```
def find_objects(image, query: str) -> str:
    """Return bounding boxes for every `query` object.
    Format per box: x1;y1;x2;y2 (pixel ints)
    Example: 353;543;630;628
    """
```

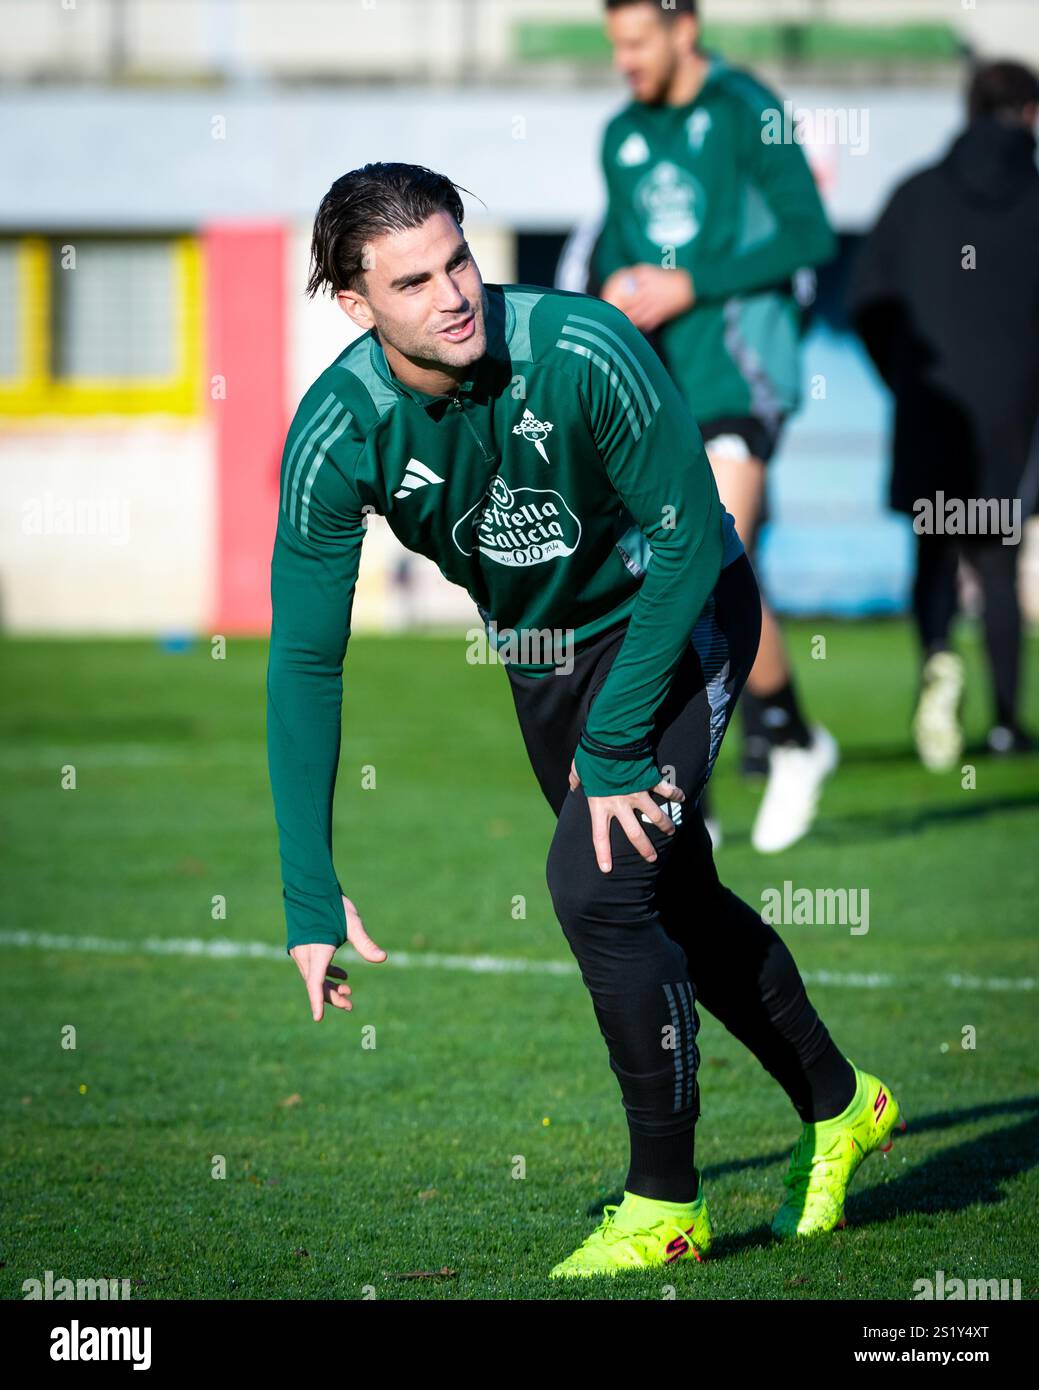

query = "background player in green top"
593;0;839;854
267;162;903;1278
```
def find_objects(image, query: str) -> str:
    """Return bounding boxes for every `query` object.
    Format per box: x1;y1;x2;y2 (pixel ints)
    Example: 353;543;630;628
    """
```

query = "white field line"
0;931;1033;992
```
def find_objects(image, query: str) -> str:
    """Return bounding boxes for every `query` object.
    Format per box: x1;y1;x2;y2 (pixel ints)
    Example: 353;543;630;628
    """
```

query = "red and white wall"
0;221;515;636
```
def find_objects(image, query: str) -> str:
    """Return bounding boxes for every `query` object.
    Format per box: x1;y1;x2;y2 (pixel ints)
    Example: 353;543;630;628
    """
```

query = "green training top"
593;54;837;422
267;283;744;952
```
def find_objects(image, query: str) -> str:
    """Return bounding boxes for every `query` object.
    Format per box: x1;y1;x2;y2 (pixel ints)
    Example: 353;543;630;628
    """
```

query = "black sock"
800;1046;856;1123
741;688;766;737
625;1126;698;1202
914;533;959;654
739;691;772;770
968;540;1022;729
757;678;812;749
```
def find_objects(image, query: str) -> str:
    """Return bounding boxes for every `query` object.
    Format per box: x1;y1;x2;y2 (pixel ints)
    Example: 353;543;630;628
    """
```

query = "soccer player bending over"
266;162;904;1278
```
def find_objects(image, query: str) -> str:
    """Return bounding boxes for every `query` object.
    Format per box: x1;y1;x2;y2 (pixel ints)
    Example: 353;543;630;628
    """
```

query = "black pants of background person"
504;553;855;1203
914;531;1026;735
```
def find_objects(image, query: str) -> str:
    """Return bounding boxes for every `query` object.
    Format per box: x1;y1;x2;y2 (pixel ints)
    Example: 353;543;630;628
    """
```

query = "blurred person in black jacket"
848;61;1039;769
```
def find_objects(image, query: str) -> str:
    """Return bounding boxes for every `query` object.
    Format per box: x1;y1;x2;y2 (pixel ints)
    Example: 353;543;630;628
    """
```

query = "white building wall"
0;422;214;633
0;85;970;234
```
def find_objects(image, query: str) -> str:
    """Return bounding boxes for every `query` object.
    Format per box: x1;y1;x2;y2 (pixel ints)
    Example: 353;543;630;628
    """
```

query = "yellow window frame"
0;234;203;416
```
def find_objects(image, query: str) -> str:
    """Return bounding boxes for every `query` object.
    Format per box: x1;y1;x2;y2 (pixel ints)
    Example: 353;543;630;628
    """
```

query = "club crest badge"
512;408;554;464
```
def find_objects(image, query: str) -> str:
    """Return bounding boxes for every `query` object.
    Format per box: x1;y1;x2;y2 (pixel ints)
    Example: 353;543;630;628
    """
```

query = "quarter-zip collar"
369;283;514;413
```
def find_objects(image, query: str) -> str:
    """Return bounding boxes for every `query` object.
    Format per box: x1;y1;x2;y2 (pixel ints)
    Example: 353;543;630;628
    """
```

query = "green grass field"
2;621;1037;1301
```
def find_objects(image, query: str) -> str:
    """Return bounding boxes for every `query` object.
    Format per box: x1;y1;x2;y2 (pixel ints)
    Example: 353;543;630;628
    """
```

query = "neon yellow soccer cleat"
772;1061;907;1240
549;1171;712;1279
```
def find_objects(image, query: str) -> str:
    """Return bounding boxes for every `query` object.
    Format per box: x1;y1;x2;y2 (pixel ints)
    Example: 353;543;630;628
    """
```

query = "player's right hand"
289;895;387;1022
599;268;636;310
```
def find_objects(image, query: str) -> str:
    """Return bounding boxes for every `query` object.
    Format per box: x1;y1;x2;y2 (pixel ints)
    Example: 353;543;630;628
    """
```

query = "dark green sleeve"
569;302;725;797
591;214;630;293
689;99;837;301
266;422;367;955
591;126;632;288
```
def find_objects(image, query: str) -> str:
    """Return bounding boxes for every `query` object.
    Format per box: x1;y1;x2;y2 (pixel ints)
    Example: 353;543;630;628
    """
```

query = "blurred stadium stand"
2;1;1037;83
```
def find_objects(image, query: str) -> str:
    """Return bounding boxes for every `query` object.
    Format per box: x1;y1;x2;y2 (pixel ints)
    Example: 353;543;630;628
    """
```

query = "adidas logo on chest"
393;458;446;499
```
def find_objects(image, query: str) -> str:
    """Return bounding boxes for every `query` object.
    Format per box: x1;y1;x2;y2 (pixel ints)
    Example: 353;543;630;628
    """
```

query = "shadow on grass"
813;736;1034;770
813;791;1039;846
709;789;1039;852
591;1094;1039;1258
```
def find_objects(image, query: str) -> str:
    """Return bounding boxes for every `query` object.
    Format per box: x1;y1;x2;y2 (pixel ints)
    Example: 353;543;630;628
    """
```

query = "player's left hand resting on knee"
569;757;684;874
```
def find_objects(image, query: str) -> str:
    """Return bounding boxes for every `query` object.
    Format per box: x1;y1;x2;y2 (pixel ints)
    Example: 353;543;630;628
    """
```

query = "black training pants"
505;554;846;1178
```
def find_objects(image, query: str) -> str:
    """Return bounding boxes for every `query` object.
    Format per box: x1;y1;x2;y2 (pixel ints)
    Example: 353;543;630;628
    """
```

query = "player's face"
605;6;691;105
353;211;488;371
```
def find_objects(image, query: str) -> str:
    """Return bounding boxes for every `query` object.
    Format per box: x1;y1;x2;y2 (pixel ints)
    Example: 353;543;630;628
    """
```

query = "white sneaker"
912;651;964;772
751;725;839;854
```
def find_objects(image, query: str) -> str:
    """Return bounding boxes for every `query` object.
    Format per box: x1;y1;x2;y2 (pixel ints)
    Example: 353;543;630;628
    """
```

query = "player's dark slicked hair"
306;162;471;299
967;60;1039;122
604;0;698;18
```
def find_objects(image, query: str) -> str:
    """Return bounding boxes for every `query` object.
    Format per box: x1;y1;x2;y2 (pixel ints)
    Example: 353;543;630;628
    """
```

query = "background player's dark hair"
604;0;698;18
967;60;1039;123
306;162;472;299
